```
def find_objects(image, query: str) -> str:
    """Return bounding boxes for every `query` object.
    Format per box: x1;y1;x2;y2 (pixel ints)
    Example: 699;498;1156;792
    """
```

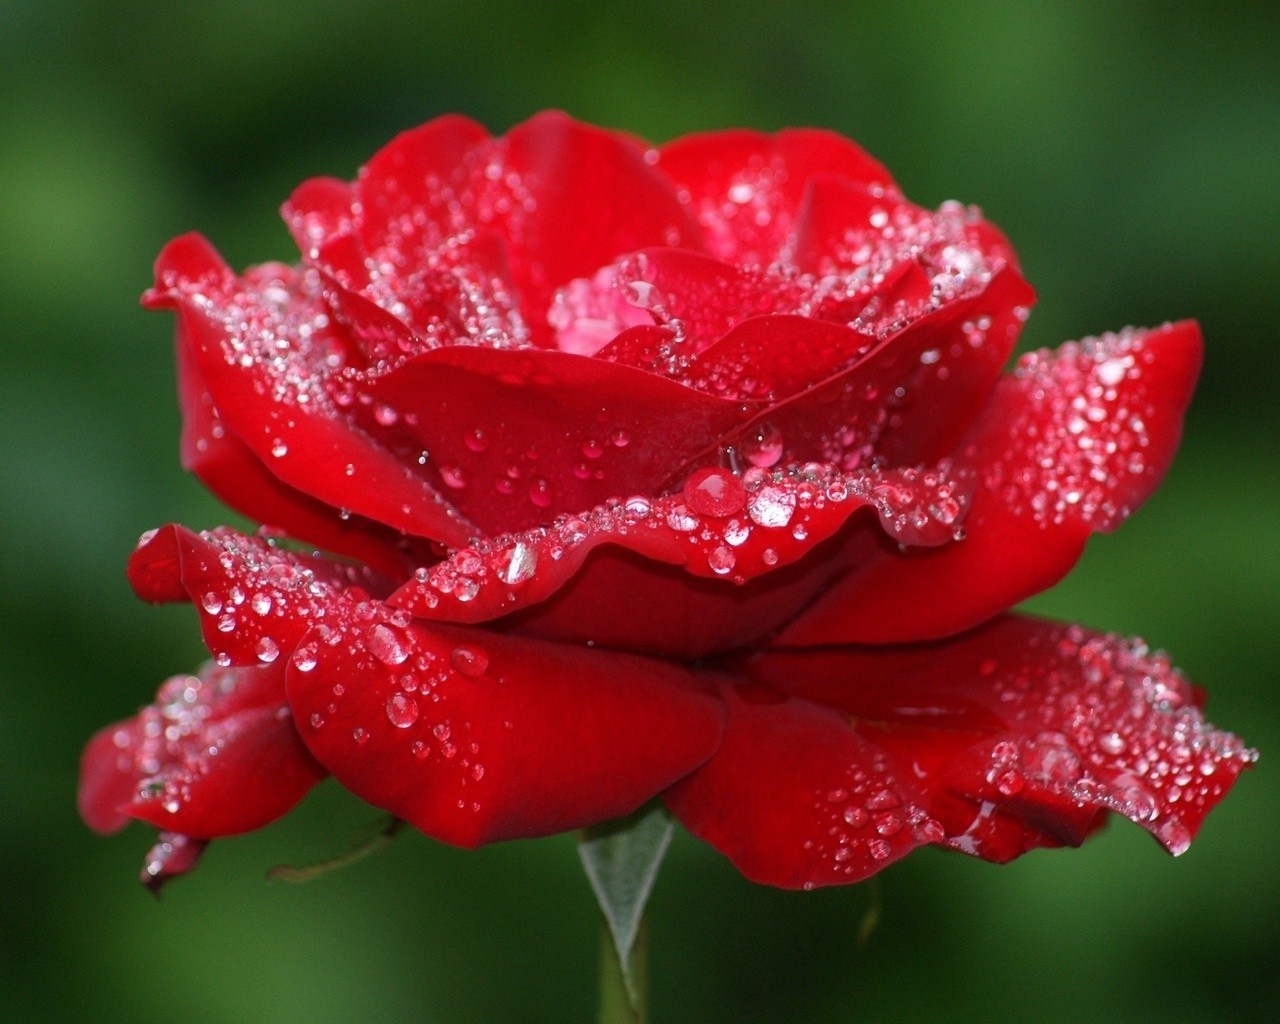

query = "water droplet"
369;623;410;666
255;637;279;664
270;439;289;458
707;545;736;575
1099;732;1126;756
528;478;552;507
683;467;747;517
464;427;488;452
451;645;489;677
747;484;796;527
741;421;783;468
352;727;370;745
293;640;318;670
385;692;420;728
374;404;398;427
440;464;467;489
496;541;538;585
842;806;869;828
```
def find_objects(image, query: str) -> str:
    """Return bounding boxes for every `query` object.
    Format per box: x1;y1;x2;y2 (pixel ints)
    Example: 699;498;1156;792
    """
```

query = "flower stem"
598;911;649;1024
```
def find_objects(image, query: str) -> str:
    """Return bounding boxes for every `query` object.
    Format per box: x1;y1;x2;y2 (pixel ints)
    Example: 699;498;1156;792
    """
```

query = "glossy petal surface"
667;617;1255;888
782;321;1201;645
287;613;724;847
79;659;325;838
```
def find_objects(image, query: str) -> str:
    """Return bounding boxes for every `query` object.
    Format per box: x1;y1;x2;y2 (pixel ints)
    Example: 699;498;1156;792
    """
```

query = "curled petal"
127;524;391;669
176;339;420;577
390;460;971;658
667;616;1253;888
78;659;325;839
144;234;475;546
285;610;724;848
782;321;1201;645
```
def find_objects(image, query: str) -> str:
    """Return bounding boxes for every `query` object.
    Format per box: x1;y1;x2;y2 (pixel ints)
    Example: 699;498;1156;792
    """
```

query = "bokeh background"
2;1;1277;1021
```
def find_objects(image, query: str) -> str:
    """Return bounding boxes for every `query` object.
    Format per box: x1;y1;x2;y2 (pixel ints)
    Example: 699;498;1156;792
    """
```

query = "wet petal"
175;339;420;577
667;616;1253;889
361;344;745;534
656;128;895;264
144;234;475;546
285;608;724;848
782;321;1201;645
390;460;971;658
127;524;391;669
78;659;325;839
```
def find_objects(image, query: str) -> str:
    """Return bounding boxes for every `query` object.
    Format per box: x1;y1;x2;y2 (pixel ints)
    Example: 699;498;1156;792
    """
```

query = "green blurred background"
2;1;1277;1021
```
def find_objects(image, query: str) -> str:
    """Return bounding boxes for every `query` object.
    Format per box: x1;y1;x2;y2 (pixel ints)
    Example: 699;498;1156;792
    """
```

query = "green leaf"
579;801;673;1013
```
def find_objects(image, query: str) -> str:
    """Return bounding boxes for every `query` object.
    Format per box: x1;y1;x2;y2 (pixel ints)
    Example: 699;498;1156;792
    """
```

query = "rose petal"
285;606;724;848
127;524;391;669
781;321;1201;645
785;175;1019;279
78;659;325;839
145;234;476;545
666;616;1254;889
176;339;421;577
389;461;971;658
361;344;746;533
656;128;895;264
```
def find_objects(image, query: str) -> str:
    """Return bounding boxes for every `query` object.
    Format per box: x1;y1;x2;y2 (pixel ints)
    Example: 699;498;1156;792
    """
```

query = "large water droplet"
683;467;747;518
386;692;420;729
741;421;783;468
451;645;490;677
369;624;410;666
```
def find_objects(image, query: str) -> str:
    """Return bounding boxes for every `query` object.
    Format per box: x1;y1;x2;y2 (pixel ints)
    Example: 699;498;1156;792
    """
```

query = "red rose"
79;111;1252;890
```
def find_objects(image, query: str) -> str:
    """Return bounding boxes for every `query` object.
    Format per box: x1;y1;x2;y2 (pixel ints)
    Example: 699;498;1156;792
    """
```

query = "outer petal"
78;659;325;839
666;616;1254;889
144;234;475;546
390;461;971;658
286;610;724;848
782;321;1201;645
175;338;422;578
656;128;895;264
127;524;392;668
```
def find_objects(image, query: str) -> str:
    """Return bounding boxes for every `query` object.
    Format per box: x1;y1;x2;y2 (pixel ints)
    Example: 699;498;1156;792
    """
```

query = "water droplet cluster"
117;662;265;822
803;763;944;883
394;458;972;617
962;624;1257;857
980;327;1164;530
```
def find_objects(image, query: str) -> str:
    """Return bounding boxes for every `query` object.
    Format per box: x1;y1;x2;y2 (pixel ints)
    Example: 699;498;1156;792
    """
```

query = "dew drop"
451;645;490;677
683;467;747;517
369;623;410;666
528;478;552;508
385;693;420;729
741;421;784;468
255;637;279;664
747;484;796;527
842;806;869;828
439;464;468;490
707;545;736;575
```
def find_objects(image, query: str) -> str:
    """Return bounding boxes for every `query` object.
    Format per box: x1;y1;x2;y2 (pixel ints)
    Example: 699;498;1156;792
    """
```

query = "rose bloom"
79;111;1252;891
